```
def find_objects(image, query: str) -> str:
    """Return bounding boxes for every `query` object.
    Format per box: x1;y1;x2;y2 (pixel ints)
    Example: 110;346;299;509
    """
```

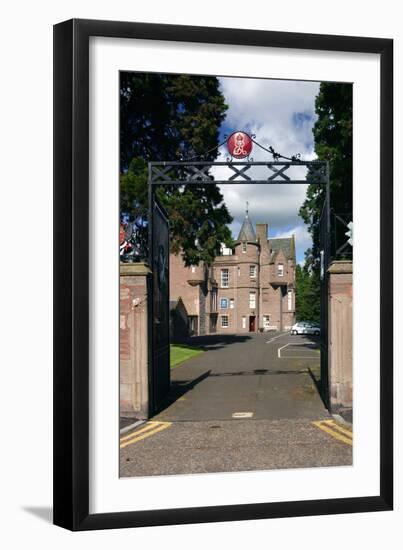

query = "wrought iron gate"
149;196;170;415
319;197;330;408
319;196;353;409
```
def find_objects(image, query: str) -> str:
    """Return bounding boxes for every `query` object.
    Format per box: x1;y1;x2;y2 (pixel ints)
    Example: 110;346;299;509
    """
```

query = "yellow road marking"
322;419;353;438
312;420;353;446
120;421;161;442
120;422;172;449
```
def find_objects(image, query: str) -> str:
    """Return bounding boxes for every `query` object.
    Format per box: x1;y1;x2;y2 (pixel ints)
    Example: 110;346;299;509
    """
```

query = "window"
249;265;257;278
191;266;196;273
220;298;228;309
278;263;284;277
242;242;247;253
238;266;241;277
263;315;270;329
288;289;293;310
249;292;256;309
189;316;198;334
221;315;229;328
230;298;234;309
242;316;247;329
221;268;229;288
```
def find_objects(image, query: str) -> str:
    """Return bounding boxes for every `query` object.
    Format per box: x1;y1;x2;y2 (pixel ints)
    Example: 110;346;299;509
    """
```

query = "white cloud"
215;76;320;259
220;77;319;159
219;181;309;228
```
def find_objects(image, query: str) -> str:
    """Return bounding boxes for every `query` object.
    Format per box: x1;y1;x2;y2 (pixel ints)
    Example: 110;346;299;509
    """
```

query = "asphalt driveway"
156;332;326;422
120;332;352;477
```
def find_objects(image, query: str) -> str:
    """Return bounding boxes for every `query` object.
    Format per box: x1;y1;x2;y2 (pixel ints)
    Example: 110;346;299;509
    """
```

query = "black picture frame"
53;18;393;531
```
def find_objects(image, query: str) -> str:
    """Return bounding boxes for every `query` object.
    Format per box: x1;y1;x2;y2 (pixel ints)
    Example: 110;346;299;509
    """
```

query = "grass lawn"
170;344;204;369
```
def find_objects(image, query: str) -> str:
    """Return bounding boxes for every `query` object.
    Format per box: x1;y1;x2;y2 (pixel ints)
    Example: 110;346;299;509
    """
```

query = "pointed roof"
237;203;256;242
268;235;296;263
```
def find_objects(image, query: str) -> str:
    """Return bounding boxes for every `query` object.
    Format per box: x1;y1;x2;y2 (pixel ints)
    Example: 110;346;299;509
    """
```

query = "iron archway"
147;146;331;416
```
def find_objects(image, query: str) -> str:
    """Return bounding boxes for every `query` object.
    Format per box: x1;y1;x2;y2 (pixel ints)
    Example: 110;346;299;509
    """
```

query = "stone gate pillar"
120;263;150;420
328;260;353;414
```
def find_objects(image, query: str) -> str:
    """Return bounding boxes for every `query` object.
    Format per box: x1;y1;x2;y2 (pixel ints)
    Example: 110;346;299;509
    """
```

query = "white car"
290;322;320;336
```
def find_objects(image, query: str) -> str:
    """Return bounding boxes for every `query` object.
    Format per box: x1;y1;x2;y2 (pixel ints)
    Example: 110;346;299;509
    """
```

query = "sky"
214;76;321;265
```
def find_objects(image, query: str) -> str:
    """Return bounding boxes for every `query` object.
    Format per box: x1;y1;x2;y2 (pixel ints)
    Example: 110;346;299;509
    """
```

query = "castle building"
169;209;296;337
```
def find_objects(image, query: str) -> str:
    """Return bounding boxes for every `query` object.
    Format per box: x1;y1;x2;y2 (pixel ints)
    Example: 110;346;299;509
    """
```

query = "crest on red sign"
226;131;253;159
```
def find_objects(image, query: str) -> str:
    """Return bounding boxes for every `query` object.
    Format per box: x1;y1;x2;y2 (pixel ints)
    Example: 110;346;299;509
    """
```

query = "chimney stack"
256;223;268;243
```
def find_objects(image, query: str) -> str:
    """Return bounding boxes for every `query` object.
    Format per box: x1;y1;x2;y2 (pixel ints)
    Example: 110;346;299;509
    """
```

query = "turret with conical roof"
234;203;259;263
236;202;256;243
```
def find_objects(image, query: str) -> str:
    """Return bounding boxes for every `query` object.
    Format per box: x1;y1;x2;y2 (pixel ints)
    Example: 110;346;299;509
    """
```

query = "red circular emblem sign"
227;131;253;159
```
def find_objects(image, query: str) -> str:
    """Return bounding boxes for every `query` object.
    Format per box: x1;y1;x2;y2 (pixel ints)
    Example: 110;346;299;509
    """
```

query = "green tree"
297;83;352;319
120;73;233;265
299;82;353;273
295;264;320;323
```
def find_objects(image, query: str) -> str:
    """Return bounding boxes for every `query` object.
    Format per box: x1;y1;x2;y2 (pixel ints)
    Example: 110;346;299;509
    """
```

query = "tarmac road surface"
120;332;352;477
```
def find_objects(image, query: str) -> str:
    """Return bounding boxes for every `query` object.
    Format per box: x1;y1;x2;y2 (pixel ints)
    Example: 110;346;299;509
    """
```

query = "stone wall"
328;260;353;412
120;263;150;419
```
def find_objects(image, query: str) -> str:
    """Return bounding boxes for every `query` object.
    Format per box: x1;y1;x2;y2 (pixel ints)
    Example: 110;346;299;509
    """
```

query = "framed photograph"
53;19;393;530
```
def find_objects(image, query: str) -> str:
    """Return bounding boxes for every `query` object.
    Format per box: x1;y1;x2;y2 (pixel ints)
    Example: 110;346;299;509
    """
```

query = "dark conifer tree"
120;73;233;265
298;83;352;316
299;82;352;273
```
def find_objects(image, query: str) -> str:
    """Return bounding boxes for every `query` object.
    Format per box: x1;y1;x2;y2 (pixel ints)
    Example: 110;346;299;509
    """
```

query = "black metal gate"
319;196;330;408
319;195;353;409
149;196;170;415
